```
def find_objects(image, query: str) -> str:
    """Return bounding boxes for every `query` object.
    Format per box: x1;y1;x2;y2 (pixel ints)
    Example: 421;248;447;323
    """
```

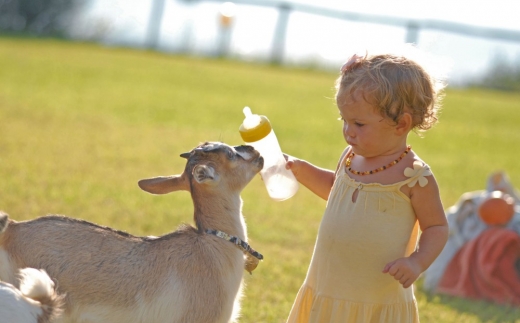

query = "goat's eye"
227;150;236;160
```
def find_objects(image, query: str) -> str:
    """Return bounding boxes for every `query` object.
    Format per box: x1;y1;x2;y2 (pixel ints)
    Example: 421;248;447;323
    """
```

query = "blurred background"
2;2;520;321
2;0;520;89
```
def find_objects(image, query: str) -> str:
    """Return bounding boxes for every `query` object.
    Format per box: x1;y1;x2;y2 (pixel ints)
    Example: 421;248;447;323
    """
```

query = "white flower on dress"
404;161;432;187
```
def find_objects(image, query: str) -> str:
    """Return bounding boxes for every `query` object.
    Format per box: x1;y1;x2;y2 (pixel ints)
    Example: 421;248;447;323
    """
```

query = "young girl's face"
337;90;403;158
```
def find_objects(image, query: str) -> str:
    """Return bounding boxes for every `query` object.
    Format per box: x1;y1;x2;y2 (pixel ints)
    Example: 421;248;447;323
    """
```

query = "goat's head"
138;142;264;195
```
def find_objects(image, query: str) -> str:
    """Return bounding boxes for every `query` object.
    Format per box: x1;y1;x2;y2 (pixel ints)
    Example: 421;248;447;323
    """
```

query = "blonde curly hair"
335;53;445;132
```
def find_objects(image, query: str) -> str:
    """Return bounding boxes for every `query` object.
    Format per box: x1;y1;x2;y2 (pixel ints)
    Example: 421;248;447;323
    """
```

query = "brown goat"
0;142;264;323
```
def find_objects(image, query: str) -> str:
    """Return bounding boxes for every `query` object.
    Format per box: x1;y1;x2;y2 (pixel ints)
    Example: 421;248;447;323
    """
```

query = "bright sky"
299;0;520;30
74;0;520;85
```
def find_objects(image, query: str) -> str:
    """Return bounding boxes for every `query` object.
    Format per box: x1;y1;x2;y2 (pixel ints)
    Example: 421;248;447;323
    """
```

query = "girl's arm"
383;173;449;288
285;157;335;200
285;147;350;200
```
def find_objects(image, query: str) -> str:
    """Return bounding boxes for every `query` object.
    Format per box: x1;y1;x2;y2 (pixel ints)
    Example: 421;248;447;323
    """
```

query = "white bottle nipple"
243;106;252;117
242;106;261;129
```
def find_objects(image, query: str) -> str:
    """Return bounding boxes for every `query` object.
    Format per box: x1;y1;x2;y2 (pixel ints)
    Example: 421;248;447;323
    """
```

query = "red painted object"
437;227;520;306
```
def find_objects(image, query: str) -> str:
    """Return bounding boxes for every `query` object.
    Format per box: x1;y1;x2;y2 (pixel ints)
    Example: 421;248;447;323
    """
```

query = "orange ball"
478;191;515;226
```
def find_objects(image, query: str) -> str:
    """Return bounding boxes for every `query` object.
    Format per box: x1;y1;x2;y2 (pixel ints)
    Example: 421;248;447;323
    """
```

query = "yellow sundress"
286;153;432;323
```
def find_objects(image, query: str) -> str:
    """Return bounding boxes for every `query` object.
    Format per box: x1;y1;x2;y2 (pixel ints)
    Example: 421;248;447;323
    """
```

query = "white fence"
146;0;520;64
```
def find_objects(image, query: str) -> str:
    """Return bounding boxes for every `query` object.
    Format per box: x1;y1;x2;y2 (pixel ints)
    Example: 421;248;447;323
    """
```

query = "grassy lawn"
0;37;519;322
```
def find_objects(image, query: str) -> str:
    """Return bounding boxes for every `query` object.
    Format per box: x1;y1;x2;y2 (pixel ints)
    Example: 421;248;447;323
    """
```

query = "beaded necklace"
345;145;412;176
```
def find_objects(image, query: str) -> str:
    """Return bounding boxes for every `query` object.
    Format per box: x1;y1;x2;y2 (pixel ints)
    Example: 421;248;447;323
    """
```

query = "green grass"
1;37;519;322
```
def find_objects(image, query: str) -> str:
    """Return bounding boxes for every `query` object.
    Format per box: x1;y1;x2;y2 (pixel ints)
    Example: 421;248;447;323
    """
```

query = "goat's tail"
0;212;8;234
19;268;64;321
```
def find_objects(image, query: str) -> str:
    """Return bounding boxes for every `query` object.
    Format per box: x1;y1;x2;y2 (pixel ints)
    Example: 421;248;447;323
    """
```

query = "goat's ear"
192;165;219;184
138;174;188;194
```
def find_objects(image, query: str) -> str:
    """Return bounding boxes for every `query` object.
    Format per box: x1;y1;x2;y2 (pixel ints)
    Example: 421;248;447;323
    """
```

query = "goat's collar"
206;229;263;261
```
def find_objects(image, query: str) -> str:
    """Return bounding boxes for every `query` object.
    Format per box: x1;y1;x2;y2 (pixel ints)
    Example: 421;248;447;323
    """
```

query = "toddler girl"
285;52;449;322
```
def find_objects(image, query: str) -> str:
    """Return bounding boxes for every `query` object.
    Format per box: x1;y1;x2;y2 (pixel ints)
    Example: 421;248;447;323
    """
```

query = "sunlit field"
1;37;519;322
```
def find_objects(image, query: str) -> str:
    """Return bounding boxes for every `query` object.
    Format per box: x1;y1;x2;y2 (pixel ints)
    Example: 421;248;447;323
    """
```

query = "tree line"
0;0;84;36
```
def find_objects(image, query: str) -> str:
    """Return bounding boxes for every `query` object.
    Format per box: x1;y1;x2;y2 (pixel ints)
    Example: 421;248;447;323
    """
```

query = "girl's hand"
283;154;302;177
382;257;422;288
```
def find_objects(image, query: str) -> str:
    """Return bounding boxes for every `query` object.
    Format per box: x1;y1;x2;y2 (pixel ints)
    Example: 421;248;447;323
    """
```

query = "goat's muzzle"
254;155;264;170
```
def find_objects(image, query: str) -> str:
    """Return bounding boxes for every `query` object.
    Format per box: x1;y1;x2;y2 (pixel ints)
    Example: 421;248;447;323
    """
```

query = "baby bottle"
239;106;299;201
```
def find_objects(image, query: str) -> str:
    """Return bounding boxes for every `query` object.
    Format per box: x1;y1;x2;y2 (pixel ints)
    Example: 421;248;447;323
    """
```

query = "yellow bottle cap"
239;107;272;142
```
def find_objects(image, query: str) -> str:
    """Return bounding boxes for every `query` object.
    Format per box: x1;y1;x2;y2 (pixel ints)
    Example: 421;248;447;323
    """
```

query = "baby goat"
0;268;63;323
0;142;264;323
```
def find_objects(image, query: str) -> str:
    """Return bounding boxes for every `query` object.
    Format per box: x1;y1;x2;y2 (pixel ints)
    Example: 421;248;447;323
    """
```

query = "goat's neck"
192;190;246;240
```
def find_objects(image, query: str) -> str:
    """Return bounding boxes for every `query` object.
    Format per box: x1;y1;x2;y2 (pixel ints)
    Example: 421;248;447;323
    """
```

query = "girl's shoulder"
399;152;438;198
402;156;433;188
404;151;432;173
